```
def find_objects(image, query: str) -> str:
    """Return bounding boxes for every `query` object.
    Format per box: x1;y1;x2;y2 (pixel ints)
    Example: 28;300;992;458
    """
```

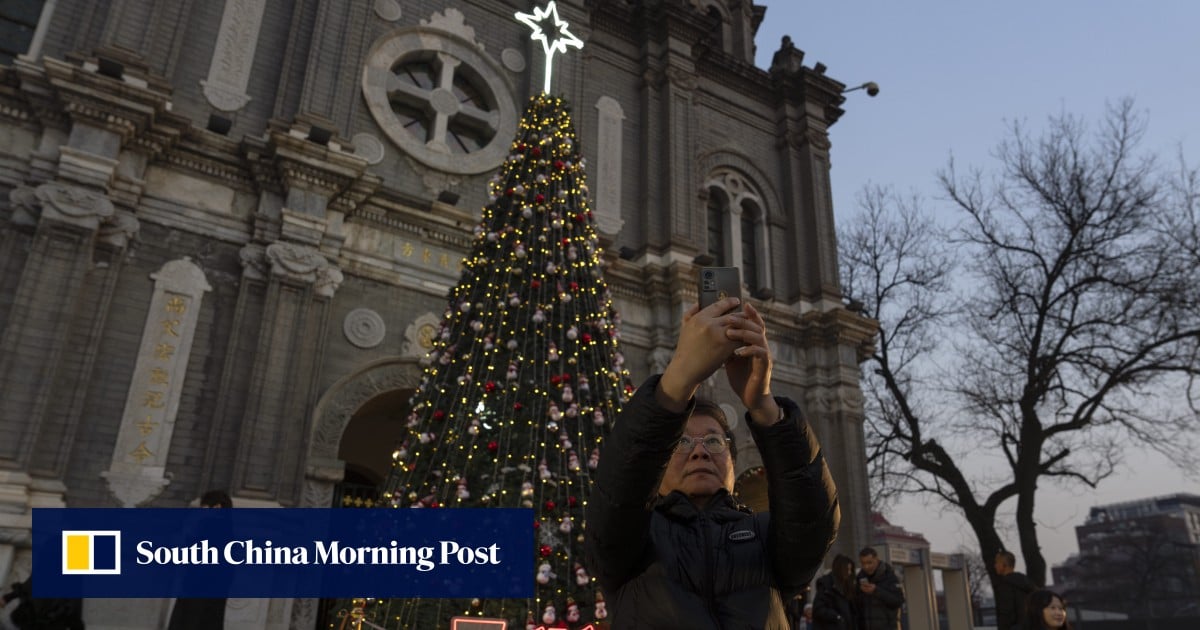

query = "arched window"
740;204;758;291
707;188;728;266
703;168;771;294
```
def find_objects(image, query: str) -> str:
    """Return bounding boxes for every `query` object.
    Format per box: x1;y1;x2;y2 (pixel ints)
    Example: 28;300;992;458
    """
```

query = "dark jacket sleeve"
584;374;691;593
868;565;905;608
811;578;841;624
748;396;840;599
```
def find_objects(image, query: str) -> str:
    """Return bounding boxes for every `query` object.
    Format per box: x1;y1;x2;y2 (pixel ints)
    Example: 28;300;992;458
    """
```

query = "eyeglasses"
674;434;731;454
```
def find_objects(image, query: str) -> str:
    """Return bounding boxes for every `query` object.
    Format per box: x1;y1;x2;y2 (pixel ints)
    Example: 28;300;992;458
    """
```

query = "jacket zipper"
701;513;719;624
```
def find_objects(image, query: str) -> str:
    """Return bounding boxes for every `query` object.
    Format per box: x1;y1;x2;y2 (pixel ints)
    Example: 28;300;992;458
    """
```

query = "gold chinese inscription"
154;343;175;360
130;442;154;463
137;417;159;436
165;296;187;314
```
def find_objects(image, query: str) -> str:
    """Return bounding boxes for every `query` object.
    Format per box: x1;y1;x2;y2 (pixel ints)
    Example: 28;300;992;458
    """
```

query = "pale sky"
751;1;1200;577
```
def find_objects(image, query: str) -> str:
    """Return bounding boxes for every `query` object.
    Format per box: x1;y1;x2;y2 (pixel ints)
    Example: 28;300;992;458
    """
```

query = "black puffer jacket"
857;562;904;630
585;375;840;629
811;573;857;630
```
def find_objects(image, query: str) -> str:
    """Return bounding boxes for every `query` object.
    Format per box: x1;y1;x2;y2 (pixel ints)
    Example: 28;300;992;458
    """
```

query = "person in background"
811;554;858;630
166;489;232;630
856;547;903;630
785;586;812;630
585;298;840;628
1024;589;1071;630
993;550;1035;630
1;578;84;630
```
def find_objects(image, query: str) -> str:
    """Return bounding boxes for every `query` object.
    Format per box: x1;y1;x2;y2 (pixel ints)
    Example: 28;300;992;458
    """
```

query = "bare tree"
839;100;1200;591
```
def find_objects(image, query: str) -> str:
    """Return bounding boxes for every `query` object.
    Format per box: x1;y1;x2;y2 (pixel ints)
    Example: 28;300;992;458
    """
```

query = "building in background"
0;1;877;628
1053;493;1200;621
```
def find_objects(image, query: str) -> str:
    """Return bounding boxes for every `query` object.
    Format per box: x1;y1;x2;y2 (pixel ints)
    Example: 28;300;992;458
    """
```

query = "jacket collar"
654;489;751;522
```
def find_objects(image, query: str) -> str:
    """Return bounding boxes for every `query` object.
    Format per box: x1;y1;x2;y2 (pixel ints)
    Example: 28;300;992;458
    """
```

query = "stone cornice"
796;308;879;362
41;57;183;149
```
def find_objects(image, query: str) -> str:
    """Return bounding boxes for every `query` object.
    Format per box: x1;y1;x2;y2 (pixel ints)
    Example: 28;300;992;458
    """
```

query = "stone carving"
421;8;481;49
343;308;386;349
307;358;423;464
266;241;326;277
238;244;267;280
351;132;386;165
314;266;345;299
102;259;212;507
373;0;401;22
648;347;673;375
402;312;442;358
593;96;626;236
97;210;141;249
664;66;698;91
291;597;317;630
201;0;267;111
501;48;526;73
362;25;516;174
35;182;115;225
7;186;40;227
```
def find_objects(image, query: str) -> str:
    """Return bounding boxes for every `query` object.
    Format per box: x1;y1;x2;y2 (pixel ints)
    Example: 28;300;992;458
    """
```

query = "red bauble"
487;440;499;453
535;193;545;203
516;143;526;152
561;237;571;246
568;496;578;507
485;381;497;393
433;410;446;421
505;188;515;197
540;545;552;557
582;333;592;343
531;280;541;289
550;375;562;385
569;282;579;291
513;402;524;411
430;501;441;508
531;146;541;158
554;160;565;170
561;373;571;381
545;500;556;511
533;521;540;530
573;213;585;223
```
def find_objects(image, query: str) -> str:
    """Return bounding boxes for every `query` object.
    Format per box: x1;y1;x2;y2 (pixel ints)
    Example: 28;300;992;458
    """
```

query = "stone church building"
0;0;876;627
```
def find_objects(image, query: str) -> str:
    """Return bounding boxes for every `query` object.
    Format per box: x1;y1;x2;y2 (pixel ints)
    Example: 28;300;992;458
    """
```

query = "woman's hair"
1025;589;1071;630
830;554;857;596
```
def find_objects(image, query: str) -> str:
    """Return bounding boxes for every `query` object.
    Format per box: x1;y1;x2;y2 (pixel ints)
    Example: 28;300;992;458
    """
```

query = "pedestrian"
1024;589;1071;630
856;547;903;630
166;489;232;630
585;297;840;628
811;555;858;630
993;551;1034;630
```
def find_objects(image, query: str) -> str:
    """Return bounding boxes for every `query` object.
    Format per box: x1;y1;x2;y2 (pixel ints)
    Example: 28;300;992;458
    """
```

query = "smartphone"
698;267;742;310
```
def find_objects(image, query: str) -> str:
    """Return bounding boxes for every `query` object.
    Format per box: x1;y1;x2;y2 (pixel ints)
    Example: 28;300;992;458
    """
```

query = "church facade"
0;1;876;627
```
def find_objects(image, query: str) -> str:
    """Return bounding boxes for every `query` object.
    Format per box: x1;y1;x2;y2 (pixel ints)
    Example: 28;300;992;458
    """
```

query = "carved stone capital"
30;182;115;229
238;243;268;280
97;210;141;249
265;242;344;297
664;66;698;91
7;186;41;227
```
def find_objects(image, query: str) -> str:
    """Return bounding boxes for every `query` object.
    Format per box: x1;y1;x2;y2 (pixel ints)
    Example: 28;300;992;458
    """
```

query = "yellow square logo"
61;530;121;575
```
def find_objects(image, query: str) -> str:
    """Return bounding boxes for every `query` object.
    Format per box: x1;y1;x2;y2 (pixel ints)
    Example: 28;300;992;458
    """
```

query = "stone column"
228;242;343;504
0;183;114;468
769;40;846;303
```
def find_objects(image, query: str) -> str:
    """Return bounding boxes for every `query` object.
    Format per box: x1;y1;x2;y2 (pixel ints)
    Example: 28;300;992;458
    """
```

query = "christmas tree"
357;92;633;630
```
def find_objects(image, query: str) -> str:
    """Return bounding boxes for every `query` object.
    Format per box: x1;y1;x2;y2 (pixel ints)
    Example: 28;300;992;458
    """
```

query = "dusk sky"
750;1;1200;576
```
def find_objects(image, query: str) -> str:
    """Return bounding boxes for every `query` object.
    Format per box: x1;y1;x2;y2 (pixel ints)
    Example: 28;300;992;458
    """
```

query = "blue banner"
34;508;533;598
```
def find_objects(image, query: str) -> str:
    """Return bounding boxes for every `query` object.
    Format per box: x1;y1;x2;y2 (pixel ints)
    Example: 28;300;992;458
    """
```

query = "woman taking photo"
1025;589;1071;630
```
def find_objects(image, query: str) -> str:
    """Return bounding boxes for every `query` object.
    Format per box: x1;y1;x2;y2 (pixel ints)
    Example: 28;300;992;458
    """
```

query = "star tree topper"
515;1;584;94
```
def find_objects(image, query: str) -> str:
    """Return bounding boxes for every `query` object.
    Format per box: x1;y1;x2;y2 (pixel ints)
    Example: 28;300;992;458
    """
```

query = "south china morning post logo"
61;530;121;575
35;508;532;598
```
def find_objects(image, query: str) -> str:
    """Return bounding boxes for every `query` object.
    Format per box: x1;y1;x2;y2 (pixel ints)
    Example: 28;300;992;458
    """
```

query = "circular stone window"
362;28;517;174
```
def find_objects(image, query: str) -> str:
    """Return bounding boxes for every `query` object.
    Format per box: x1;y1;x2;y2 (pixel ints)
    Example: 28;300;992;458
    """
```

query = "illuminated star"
515;1;584;94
